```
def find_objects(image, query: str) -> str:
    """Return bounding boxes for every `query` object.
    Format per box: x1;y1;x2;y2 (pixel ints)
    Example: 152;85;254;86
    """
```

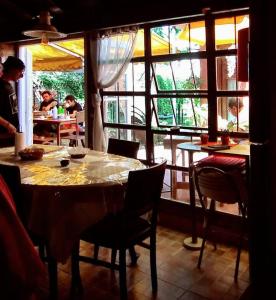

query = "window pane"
215;15;249;50
216;56;248;91
132;96;146;125
151;26;170;55
103;96;118;123
152;59;207;92
217;96;249;132
152;97;208;128
133;29;145;58
171;59;207;90
152;21;206;55
104;62;145;92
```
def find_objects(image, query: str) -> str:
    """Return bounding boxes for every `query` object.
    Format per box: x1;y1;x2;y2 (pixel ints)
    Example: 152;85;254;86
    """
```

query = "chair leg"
81;139;85;147
94;244;99;260
47;254;58;299
111;248;117;267
71;240;83;294
129;246;139;265
197;214;212;269
119;248;127;300
150;234;158;292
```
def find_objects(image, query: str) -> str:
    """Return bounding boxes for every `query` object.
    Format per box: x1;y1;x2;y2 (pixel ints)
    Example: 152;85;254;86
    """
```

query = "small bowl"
70;153;86;159
67;147;89;159
60;159;70;167
18;147;44;161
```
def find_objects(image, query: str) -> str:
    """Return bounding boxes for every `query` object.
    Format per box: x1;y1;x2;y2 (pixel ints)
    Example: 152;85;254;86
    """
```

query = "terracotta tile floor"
36;226;249;300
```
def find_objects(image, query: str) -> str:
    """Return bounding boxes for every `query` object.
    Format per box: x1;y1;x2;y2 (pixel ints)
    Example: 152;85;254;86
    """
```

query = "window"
102;11;249;205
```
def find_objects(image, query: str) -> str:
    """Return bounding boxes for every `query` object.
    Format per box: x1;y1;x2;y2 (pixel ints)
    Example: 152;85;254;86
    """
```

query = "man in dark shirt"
0;56;25;146
39;90;58;111
64;95;82;117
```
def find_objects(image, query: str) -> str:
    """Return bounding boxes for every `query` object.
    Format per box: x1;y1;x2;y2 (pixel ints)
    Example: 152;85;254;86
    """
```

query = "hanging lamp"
22;11;67;44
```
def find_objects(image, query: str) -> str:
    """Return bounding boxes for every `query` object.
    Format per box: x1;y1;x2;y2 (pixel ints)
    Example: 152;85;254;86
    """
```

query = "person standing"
0;56;25;147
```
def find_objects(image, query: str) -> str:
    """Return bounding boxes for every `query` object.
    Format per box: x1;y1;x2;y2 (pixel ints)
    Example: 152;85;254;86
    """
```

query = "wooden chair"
0;163;59;298
107;138;140;159
71;160;166;299
193;165;247;281
94;138;141;265
61;111;85;147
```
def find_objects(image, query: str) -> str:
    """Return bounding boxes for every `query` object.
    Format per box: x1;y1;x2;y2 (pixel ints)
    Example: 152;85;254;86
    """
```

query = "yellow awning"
27;39;84;71
178;16;249;46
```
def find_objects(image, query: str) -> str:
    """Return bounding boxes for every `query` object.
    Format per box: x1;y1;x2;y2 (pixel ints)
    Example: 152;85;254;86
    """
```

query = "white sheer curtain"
90;28;138;151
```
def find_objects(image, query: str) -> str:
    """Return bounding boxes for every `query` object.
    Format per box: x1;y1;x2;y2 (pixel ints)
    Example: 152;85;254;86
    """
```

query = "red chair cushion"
196;155;246;171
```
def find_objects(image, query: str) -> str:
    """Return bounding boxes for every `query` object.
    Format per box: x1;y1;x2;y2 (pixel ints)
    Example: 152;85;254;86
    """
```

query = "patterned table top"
0;145;145;187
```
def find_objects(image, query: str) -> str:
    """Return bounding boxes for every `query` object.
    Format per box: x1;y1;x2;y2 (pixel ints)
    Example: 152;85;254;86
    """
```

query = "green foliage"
34;71;84;104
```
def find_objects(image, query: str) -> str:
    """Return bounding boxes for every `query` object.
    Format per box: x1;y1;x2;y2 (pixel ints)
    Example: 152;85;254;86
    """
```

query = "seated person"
63;95;83;146
39;90;58;111
227;97;249;132
34;91;58;137
64;95;82;117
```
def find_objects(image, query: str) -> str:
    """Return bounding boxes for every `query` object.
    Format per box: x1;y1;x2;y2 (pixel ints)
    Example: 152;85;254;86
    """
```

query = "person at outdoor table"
34;90;59;136
64;95;82;117
0;56;25;147
63;95;83;146
227;97;249;132
39;90;58;111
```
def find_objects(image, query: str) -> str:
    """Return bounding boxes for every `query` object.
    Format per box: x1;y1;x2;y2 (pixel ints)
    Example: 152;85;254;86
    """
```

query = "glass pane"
133;63;145;91
217;96;249;132
215;15;249;50
133;29;145;58
153;97;208;128
132;96;146;125
152;59;207;92
151;26;169;55
216;56;249;91
171;59;207;90
103;62;145;92
105;127;118;139
152;62;174;90
103;96;118;123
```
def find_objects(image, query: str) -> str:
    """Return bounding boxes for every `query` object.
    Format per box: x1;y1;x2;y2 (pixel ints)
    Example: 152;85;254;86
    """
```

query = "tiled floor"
37;226;249;300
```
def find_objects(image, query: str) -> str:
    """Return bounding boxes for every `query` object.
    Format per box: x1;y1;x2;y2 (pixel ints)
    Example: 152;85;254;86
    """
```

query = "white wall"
18;47;33;146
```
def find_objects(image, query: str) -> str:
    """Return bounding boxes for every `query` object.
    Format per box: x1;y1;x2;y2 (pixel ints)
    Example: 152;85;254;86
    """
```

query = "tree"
33;71;84;105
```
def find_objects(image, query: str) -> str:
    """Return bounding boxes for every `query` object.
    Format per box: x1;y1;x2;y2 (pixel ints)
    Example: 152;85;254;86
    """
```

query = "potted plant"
221;129;230;145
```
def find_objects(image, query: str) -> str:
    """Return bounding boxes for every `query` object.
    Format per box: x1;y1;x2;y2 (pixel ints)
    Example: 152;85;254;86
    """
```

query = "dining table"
176;141;250;250
33;117;77;145
0;145;145;262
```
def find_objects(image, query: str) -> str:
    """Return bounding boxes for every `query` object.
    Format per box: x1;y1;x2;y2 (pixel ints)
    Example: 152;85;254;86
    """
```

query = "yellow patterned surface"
0;145;145;187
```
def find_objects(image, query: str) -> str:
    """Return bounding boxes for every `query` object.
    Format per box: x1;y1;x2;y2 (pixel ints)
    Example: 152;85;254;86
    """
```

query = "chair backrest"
124;160;166;220
76;110;85;124
194;166;247;215
107;138;140;159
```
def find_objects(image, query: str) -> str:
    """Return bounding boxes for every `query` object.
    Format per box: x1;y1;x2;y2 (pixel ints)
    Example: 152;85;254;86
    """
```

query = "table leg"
183;151;202;250
57;124;61;145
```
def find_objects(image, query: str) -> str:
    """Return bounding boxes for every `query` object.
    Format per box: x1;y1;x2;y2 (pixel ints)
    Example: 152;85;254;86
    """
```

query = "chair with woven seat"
71;160;166;299
193;164;247;281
